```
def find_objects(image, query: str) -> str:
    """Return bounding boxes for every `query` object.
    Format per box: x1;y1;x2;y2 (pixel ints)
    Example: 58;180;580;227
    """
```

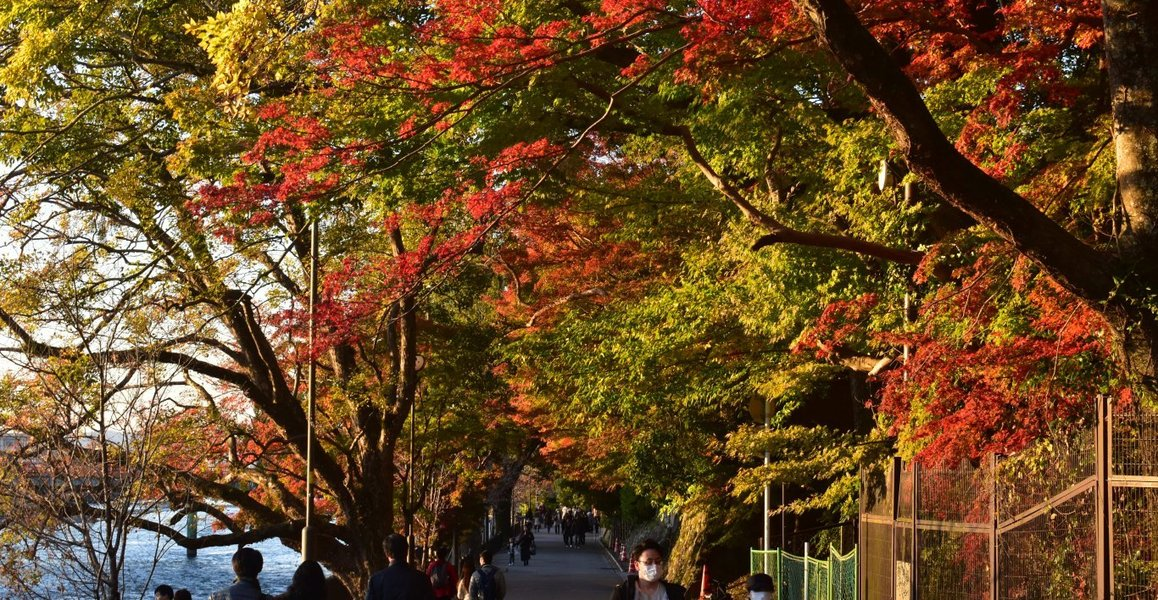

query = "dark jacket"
468;564;507;600
609;575;687;600
366;561;437;600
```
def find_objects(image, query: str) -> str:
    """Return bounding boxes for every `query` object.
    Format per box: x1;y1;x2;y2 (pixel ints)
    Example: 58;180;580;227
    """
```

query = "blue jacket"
208;577;270;600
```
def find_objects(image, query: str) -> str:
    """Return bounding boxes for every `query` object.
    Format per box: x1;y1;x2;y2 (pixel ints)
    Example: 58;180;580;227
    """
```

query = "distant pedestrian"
468;550;506;600
517;528;535;566
155;585;175;600
174;590;193;600
425;546;457;600
208;547;271;600
576;512;589;546
276;559;327;600
506;536;516;566
608;539;687;600
366;533;436;600
562;512;574;547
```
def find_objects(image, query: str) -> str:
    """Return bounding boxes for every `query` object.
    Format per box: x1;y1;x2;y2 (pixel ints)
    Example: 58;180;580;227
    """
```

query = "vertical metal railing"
859;394;1158;599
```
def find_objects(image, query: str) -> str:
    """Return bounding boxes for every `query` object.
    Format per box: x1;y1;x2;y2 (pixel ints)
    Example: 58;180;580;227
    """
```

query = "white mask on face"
639;563;663;582
750;592;770;600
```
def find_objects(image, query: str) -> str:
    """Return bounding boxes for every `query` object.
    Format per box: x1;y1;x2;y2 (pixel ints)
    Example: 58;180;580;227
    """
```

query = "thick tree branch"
526;288;609;327
791;0;1117;301
674;126;924;264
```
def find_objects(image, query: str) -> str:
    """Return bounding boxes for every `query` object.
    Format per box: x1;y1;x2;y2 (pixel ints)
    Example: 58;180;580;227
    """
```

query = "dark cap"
747;573;774;591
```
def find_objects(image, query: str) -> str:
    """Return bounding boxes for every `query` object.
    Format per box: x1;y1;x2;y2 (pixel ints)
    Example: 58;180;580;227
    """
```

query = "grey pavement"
496;529;624;599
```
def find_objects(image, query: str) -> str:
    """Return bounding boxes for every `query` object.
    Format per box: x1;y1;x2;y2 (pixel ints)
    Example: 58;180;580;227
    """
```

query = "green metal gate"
750;546;858;600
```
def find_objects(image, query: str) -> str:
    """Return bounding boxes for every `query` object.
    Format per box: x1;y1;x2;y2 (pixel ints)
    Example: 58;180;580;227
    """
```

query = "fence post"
891;457;901;600
1095;394;1110;600
804;542;810;600
859;469;866;600
777;548;783;600
829;549;835;600
989;453;997;600
911;461;920;600
854;546;859;600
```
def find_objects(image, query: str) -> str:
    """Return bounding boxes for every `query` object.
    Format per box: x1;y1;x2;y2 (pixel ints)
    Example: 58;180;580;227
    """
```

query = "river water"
120;530;302;599
8;512;309;600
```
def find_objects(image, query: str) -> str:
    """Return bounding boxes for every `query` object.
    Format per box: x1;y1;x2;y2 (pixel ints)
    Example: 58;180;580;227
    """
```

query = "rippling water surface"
8;511;306;600
121;530;302;599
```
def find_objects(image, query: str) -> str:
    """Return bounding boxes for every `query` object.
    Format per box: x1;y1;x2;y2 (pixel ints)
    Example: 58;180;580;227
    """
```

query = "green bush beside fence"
750;546;857;600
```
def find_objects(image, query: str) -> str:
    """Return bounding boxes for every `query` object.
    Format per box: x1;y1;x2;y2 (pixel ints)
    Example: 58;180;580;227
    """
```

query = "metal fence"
859;396;1158;599
750;546;858;600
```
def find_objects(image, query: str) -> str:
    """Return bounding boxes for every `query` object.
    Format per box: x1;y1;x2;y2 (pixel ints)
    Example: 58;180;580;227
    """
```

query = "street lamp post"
302;219;318;561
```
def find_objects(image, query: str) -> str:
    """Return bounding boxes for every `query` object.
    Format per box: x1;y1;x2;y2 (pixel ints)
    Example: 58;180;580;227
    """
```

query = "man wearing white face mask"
608;539;689;600
746;573;774;600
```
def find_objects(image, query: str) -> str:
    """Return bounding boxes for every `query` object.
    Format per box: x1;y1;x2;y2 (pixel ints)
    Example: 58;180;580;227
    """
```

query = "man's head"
385;533;409;563
232;547;264;579
632;539;666;583
154;585;174;600
479;549;494;565
436;545;450;560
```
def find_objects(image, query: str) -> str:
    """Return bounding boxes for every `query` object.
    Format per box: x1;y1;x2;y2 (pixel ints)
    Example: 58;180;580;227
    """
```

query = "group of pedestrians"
368;533;507;600
559;510;593;548
154;547;328;600
155;530;775;600
506;527;536;567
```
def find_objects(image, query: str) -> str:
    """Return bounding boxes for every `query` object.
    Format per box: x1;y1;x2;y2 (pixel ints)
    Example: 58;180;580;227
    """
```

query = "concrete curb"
601;542;628;580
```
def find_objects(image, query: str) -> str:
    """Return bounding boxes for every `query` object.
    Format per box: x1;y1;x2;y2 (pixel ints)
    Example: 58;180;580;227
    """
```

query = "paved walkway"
497;530;624;599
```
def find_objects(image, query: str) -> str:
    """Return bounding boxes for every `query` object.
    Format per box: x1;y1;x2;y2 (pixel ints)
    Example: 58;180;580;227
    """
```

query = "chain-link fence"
750;546;857;600
859;397;1158;599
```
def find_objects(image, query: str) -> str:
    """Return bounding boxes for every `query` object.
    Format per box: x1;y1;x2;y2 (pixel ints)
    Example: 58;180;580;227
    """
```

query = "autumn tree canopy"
1;0;1154;593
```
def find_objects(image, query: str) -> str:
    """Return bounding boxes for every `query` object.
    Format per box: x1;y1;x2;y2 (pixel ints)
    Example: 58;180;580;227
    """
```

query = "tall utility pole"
301;219;318;561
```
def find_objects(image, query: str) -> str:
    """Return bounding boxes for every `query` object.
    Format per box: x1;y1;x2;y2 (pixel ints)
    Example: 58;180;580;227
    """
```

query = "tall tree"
0;0;529;593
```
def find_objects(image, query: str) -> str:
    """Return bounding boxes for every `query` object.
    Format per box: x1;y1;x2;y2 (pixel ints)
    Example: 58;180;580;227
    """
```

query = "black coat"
365;561;437;600
608;575;688;600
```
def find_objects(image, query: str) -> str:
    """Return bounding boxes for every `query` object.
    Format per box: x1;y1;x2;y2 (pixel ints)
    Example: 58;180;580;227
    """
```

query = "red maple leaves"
879;244;1113;464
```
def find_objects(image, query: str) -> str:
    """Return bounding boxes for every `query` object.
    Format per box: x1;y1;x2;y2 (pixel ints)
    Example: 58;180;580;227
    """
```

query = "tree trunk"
1105;1;1158;260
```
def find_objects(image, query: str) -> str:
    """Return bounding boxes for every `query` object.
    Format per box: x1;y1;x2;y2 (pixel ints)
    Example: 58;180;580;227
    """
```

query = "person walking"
608;539;688;600
208;547;271;600
366;533;437;600
455;561;474;600
425;546;457;600
562;512;574;548
576;513;589;546
517;528;535;567
468;550;506;600
275;560;327;600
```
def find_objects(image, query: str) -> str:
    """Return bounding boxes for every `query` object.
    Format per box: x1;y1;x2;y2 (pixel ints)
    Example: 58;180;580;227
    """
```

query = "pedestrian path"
499;530;623;599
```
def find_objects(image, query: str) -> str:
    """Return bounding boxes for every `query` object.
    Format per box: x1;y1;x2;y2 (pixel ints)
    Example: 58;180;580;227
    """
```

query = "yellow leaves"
186;0;316;97
0;0;105;102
